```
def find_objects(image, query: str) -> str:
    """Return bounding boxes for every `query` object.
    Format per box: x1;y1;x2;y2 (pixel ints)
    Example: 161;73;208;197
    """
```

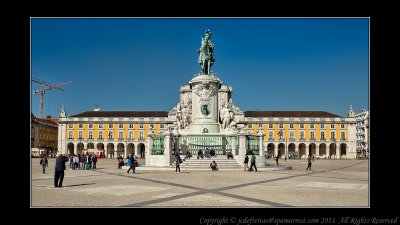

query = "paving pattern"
31;158;369;207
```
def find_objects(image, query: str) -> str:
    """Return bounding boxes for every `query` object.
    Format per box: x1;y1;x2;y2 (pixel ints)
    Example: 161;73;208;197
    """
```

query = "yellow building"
243;111;354;159
58;110;356;159
58;111;171;158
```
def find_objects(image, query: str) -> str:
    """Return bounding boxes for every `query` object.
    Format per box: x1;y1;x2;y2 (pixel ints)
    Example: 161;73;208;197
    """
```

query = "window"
321;131;325;140
310;123;314;129
79;124;83;129
89;131;93;139
331;131;335;140
89;124;93;129
310;131;315;140
98;131;103;139
341;124;345;129
99;124;103;129
129;131;133;140
139;131;144;140
320;124;325;129
68;131;73;139
78;131;82;139
300;131;304;140
289;131;294;139
300;124;304;129
279;123;283;129
69;124;73;129
268;131;273;139
269;123;273;129
331;124;335;129
108;131;113;139
119;131;123;139
109;124;113;129
150;124;154;129
160;124;164;128
119;124;123;129
289;124;294;129
341;131;346;140
248;124;253;129
139;124;144;129
129;124;134;129
259;124;262;129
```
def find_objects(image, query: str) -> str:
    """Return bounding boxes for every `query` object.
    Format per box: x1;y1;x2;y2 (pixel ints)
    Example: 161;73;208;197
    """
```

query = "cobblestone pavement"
31;158;368;207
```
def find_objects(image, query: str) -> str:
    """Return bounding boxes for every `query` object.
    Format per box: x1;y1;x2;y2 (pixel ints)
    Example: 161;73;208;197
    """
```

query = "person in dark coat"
54;154;69;188
175;153;182;173
40;156;48;174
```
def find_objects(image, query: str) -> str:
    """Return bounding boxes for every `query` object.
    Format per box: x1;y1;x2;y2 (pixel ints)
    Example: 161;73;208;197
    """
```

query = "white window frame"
88;131;93;139
119;124;123;129
320;124;325;129
289;124;294;129
78;131;83;139
109;124;114;129
68;131;73;139
321;131;325;140
98;131;103;139
139;124;144;129
248;124;253;129
119;131;123;139
300;131;304;139
108;131;113;139
269;123;273;129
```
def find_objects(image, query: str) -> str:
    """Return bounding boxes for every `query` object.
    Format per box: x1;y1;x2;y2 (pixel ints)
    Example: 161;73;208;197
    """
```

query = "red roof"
244;111;341;118
71;111;169;118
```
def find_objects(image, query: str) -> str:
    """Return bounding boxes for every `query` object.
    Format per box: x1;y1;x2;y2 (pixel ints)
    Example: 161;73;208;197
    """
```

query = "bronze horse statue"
198;30;215;74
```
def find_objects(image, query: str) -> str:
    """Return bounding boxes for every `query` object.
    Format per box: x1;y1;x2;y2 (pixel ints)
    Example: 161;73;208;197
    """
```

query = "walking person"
40;156;48;174
54;154;69;188
127;156;135;174
275;155;279;166
306;155;312;172
175;153;182;173
249;154;257;172
243;154;249;171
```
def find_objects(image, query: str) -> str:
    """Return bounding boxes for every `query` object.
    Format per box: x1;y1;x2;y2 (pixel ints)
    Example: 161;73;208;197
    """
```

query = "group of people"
197;148;216;159
243;154;257;172
69;154;98;170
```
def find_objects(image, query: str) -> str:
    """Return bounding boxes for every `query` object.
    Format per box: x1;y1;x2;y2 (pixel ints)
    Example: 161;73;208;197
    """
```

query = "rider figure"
198;29;215;74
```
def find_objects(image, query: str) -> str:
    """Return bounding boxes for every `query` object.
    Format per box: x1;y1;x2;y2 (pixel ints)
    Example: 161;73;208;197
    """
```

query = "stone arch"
116;143;125;158
278;143;285;158
329;143;336;158
127;143;135;157
319;143;327;158
266;143;274;159
67;142;74;155
107;143;115;158
97;143;105;158
77;143;84;155
138;143;145;158
340;143;347;158
309;143;316;157
87;143;95;149
299;143;306;159
288;143;296;158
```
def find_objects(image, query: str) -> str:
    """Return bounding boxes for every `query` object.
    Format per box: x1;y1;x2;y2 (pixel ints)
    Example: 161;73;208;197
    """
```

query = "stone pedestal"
189;74;221;134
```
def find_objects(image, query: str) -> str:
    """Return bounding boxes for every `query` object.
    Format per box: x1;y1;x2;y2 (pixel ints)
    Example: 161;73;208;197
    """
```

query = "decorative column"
316;145;320;157
238;130;246;166
336;144;340;159
164;130;171;166
230;135;237;156
274;145;278;158
124;141;127;158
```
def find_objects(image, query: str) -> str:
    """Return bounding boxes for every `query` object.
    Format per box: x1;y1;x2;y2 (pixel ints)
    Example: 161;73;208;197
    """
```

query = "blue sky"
31;18;368;118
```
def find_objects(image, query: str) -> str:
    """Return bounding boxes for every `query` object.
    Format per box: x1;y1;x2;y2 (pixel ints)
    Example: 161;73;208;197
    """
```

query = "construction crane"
32;77;73;118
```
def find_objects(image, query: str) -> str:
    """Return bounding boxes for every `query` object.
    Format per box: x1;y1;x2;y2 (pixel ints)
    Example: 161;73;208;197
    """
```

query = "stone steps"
171;157;242;169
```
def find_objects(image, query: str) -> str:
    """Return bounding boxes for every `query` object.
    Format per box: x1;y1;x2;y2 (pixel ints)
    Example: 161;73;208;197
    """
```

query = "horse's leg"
207;60;210;74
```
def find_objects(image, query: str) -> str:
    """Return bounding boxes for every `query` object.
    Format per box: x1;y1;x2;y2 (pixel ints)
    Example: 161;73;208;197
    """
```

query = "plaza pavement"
31;158;368;207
